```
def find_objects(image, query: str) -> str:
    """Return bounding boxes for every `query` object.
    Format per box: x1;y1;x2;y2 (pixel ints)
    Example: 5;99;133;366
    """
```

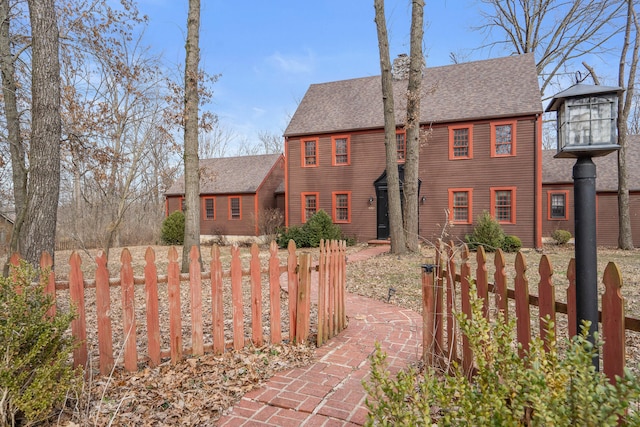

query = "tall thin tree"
617;0;638;250
21;0;61;267
0;0;27;272
182;0;202;272
374;0;406;254
403;0;425;252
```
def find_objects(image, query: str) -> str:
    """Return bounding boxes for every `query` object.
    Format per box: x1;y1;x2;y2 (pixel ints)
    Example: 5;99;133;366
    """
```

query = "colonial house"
283;54;544;248
165;153;285;241
542;136;640;247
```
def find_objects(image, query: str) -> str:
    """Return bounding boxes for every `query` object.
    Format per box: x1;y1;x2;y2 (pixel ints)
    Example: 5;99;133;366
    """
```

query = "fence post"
296;252;312;343
231;245;244;350
460;244;473;376
210;245;224;354
339;240;347;329
189;246;204;356
538;255;556;352
268;241;282;344
288;240;298;342
514;252;531;356
96;251;114;375
328;240;336;336
167;247;182;363
69;252;88;369
476;246;489;319
120;248;137;372
567;258;577;338
434;239;444;362
317;240;327;346
494;249;508;320
422;263;436;365
250;243;263;346
144;247;161;368
602;261;625;383
446;241;458;365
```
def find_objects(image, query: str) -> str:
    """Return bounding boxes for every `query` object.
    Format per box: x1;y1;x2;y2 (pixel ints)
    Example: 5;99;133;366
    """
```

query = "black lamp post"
546;83;623;371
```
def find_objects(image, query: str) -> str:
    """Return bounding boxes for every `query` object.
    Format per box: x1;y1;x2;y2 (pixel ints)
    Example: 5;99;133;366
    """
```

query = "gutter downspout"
535;114;543;249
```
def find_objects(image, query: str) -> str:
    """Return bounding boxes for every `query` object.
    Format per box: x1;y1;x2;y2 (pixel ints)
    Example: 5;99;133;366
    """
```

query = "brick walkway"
218;245;423;426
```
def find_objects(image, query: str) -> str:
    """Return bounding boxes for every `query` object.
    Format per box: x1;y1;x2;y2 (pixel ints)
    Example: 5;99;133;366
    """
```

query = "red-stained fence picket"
8;239;347;375
422;239;640;383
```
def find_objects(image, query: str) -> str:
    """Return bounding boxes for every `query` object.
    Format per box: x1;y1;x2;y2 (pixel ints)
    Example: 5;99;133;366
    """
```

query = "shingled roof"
165;153;283;196
542;135;640;191
284;53;542;137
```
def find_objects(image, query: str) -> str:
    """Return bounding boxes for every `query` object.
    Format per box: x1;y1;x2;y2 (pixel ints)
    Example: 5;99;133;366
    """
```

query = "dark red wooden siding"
541;183;574;238
286;116;540;247
540;188;640;247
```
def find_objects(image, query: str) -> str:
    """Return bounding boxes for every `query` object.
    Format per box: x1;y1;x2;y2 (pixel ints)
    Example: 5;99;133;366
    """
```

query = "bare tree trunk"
0;0;27;274
182;0;202;271
403;0;424;253
374;0;406;254
617;0;638;250
22;0;61;266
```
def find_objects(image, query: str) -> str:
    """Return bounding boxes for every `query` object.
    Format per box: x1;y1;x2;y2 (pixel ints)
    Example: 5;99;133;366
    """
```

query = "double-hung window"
203;197;215;220
302;192;319;222
491;121;516;157
332;192;351;223
548;191;569;220
448;189;472;224
491;187;516;224
302;139;318;167
332;135;350;165
229;197;241;220
449;125;473;159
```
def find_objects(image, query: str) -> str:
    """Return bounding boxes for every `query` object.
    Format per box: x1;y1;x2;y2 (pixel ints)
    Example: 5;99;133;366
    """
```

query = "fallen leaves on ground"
51;343;314;426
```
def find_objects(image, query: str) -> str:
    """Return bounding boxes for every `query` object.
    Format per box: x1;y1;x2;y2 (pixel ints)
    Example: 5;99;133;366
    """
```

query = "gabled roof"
285;53;542;137
165;153;283;196
542;135;640;191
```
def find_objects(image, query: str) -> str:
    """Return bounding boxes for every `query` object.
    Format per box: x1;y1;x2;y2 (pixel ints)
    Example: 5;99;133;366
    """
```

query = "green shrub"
303;210;342;247
552;229;572;245
276;210;343;248
0;261;81;426
161;210;185;245
364;289;640;426
502;235;522;253
276;225;308;248
465;211;505;252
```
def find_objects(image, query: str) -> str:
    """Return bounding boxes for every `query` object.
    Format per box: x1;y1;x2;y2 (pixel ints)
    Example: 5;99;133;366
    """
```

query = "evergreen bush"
364;289;640;426
502;235;522;253
465;211;505;252
303;210;342;247
276;210;343;248
276;225;308;248
0;261;80;426
552;229;572;245
161;210;185;245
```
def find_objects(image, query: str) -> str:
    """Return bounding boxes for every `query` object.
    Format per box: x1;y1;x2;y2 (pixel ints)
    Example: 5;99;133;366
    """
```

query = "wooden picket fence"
422;240;640;383
8;239;347;375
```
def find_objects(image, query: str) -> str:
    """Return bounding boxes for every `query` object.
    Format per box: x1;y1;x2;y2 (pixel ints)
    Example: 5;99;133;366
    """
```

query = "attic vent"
392;53;410;80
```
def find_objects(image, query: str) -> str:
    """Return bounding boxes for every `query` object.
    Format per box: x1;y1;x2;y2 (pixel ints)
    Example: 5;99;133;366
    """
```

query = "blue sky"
137;1;621;151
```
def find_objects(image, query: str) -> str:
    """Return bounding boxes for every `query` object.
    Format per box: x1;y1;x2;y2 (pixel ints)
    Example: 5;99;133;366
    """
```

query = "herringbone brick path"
218;245;423;426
